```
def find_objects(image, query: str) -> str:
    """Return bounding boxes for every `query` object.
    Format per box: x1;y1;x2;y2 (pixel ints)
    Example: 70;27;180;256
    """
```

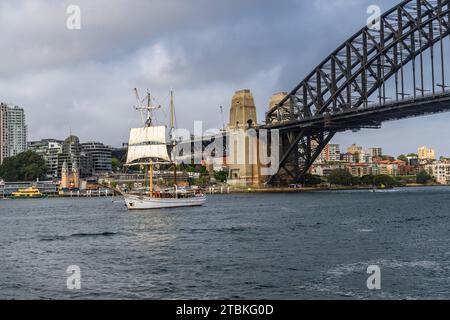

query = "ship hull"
123;194;206;210
9;195;47;199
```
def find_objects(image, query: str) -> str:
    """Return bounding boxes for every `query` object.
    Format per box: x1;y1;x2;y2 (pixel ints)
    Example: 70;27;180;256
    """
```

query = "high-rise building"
418;146;436;160
317;144;341;163
0;103;27;163
368;147;383;158
0;104;7;164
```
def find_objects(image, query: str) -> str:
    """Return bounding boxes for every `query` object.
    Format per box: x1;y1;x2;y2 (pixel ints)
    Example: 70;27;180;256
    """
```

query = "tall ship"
120;89;206;210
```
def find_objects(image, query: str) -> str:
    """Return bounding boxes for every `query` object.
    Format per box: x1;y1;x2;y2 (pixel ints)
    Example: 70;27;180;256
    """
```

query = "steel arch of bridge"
264;0;450;185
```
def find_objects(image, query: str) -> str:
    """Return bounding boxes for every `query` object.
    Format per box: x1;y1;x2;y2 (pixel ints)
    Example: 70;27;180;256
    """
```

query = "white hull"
123;194;206;210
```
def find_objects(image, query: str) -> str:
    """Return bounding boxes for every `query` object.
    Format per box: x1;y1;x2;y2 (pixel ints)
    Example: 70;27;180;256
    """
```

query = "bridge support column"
267;130;335;186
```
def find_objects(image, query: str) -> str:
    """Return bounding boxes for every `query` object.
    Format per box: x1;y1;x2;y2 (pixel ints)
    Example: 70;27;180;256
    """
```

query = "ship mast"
133;88;160;127
170;90;177;191
133;88;161;197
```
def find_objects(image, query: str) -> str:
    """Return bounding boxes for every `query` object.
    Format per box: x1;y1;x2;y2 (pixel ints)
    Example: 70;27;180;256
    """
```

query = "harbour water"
1;186;450;299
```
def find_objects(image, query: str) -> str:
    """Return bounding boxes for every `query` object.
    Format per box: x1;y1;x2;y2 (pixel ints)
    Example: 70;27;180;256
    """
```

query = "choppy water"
1;186;450;299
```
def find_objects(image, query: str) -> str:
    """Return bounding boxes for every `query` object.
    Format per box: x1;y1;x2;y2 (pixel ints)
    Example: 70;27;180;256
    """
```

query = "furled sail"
126;126;170;164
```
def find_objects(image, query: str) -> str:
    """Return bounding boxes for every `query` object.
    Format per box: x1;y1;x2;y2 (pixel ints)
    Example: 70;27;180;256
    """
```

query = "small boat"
10;186;47;199
120;89;206;210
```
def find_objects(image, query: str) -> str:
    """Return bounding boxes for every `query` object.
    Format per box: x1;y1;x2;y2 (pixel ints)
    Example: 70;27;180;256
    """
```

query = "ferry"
10;187;47;199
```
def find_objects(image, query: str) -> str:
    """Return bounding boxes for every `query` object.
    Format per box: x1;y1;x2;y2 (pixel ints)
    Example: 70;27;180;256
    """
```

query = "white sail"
126;145;170;163
129;126;167;145
126;125;170;164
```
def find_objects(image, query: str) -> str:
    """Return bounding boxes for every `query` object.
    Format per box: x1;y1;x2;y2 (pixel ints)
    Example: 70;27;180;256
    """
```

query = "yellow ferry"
10;187;47;199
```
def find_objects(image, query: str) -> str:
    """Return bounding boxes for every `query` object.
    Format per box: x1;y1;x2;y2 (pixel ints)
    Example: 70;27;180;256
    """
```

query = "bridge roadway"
261;91;450;133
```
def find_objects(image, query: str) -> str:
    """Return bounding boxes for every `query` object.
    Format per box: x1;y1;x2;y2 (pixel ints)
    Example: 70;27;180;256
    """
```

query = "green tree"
407;153;418;158
350;176;361;186
214;170;228;183
397;154;408;162
111;157;122;172
327;169;353;186
361;174;375;186
303;174;322;186
373;175;397;188
0;151;47;182
416;171;432;184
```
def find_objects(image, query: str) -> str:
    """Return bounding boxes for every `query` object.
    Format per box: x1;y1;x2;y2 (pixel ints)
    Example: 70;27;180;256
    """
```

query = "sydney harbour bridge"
174;0;450;186
261;0;450;185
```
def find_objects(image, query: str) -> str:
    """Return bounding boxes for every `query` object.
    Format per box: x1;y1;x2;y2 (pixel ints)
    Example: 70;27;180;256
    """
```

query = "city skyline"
3;101;449;160
1;0;449;156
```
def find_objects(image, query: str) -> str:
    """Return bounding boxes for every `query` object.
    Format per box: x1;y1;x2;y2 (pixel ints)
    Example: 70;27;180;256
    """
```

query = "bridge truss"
265;0;450;185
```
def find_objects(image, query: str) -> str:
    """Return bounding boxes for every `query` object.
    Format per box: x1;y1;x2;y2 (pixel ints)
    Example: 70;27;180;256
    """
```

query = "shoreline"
219;183;449;194
1;184;448;200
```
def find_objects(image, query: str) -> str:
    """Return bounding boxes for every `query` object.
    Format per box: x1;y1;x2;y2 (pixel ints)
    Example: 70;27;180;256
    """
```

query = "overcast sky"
0;0;449;156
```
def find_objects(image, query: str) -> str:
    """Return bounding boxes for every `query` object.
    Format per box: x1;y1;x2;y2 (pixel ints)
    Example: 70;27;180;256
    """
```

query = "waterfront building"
0;103;27;163
425;162;450;185
376;160;399;176
81;142;112;176
311;163;346;177
418;146;436;161
347;163;374;177
28;139;63;178
0;181;58;197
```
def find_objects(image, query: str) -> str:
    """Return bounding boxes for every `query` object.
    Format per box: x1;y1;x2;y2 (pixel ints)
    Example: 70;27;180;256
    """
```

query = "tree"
111;157;122;172
373;175;397;188
351;176;361;186
303;174;322;186
0;151;47;182
416;171;432;184
398;154;408;162
361;174;375;186
327;169;353;186
407;153;418;158
214;170;228;183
